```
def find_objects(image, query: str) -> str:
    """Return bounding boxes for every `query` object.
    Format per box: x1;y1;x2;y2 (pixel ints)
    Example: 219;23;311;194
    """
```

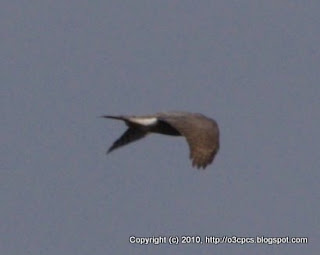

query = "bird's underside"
102;112;220;169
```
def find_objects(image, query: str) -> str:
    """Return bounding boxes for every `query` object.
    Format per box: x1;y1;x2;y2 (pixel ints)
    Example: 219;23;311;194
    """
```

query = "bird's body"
102;112;219;169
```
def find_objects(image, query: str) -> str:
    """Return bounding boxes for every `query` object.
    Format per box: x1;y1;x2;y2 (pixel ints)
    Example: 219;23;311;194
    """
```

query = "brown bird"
102;112;219;169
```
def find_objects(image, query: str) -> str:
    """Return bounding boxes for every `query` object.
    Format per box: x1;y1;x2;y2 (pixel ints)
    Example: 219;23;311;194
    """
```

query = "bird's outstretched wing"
107;127;147;153
158;114;219;169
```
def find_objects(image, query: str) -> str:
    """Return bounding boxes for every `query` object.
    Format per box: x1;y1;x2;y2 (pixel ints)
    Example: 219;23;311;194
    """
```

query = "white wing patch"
129;117;158;126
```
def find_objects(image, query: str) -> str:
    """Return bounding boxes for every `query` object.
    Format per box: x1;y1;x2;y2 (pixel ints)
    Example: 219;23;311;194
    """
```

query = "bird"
102;112;219;169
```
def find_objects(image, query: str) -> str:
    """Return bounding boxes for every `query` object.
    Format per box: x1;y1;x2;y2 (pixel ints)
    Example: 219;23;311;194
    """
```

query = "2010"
181;236;202;244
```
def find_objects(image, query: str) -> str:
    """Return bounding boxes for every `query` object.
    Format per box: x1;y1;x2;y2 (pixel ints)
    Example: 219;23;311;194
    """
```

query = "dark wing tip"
106;146;115;154
100;115;122;119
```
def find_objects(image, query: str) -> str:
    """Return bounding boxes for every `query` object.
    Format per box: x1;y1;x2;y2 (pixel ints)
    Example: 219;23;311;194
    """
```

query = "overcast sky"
1;0;319;254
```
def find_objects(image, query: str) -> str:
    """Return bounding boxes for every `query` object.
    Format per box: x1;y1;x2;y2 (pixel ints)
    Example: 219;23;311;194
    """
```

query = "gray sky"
1;0;319;254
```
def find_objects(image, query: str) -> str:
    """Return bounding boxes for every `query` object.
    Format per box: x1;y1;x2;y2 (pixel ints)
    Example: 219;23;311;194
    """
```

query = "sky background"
1;0;319;254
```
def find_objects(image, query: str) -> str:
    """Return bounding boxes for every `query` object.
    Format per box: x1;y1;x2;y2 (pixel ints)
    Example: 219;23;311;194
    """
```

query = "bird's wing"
107;127;147;153
158;114;219;169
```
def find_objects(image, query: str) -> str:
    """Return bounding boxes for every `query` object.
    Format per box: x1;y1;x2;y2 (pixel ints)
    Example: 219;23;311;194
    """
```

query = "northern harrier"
102;112;219;169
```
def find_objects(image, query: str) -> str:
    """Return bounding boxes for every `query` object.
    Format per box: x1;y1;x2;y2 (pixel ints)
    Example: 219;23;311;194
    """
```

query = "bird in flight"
102;112;219;169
